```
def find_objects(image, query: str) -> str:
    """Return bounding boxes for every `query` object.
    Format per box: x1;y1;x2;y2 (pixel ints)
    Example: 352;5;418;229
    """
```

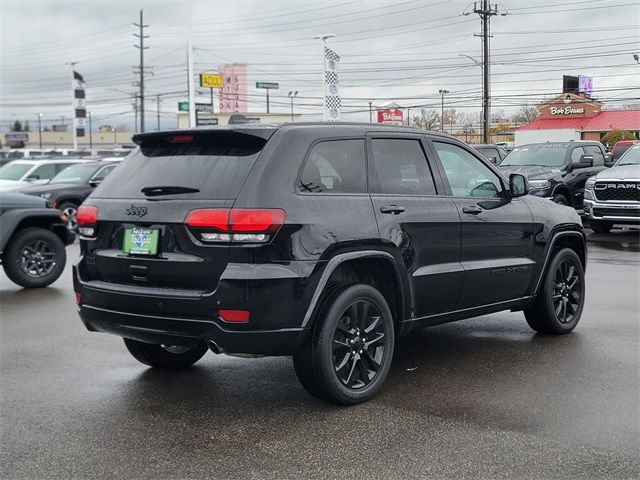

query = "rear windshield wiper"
141;186;200;196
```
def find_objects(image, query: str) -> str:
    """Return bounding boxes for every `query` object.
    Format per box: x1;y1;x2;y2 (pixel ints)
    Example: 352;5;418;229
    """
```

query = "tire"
2;227;66;288
293;283;395;405
524;248;585;334
57;202;79;230
123;338;207;369
590;220;613;234
552;194;568;206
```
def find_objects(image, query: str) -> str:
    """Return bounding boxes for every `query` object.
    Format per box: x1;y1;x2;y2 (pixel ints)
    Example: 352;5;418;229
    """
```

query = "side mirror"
509;173;528;198
89;178;103;187
573;154;593;169
604;152;615;167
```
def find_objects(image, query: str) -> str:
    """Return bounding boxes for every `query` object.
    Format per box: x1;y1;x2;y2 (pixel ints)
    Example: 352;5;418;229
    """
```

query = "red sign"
377;108;403;125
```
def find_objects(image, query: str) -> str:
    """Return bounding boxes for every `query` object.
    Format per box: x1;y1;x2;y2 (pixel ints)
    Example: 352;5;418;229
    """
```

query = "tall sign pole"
67;62;78;151
313;34;336;121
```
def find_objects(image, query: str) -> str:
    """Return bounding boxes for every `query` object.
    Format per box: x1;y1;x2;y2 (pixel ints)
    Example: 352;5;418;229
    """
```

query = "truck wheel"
57;202;79;230
552;194;568;206
293;284;395;405
2;227;66;288
123;338;207;369
590;220;613;234
524;248;585;334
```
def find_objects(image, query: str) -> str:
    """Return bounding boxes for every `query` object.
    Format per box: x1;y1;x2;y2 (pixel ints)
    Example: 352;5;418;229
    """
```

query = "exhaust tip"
207;340;221;354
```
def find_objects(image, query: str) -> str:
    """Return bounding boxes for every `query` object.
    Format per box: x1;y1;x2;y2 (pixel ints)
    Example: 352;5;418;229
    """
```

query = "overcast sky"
1;0;638;131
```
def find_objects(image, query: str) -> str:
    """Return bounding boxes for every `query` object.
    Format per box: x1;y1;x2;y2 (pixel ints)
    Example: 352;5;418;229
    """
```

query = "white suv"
0;159;90;192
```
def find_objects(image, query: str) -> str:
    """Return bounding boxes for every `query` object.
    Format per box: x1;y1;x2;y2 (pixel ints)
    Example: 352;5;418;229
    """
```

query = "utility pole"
467;0;507;143
369;101;373;123
156;94;161;130
187;1;196;128
134;10;149;133
439;89;449;132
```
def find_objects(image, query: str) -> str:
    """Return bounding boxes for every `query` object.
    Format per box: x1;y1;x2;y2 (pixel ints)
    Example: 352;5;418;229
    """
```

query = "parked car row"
0;152;126;229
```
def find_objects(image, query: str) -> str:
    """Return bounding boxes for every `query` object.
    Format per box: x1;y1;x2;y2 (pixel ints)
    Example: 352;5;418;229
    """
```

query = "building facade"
515;93;640;145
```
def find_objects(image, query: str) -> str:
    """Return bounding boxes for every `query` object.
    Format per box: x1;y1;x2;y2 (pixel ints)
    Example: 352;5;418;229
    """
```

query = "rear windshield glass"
501;146;567;167
92;132;268;200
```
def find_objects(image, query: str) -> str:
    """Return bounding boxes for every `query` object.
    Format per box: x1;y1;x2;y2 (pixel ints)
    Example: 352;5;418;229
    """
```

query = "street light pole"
369;101;373;123
112;127;118;147
288;91;298;122
439;89;449;133
37;113;42;149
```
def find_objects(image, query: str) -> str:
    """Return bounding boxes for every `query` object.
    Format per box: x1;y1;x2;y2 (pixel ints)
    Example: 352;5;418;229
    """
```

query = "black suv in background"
19;161;119;230
74;124;587;405
499;141;608;206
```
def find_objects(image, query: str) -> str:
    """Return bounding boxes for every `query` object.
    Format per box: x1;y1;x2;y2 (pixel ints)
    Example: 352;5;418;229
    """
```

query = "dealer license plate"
123;227;159;255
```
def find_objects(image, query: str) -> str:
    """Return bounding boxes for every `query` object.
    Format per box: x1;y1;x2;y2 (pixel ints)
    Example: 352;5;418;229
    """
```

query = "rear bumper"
73;259;318;355
78;304;303;355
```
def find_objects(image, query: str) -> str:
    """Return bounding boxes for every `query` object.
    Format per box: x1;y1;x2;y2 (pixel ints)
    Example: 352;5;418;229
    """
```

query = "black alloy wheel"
332;299;387;389
20;239;57;278
293;283;395;405
2;227;66;288
524;248;585;334
552;258;582;324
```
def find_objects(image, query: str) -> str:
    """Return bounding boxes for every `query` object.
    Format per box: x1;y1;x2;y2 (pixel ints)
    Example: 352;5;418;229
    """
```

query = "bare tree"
411;109;440;130
511;105;539;126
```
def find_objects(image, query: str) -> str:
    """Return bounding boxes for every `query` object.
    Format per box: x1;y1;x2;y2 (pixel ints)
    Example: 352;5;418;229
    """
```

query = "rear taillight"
77;205;98;237
218;309;250;323
185;208;285;244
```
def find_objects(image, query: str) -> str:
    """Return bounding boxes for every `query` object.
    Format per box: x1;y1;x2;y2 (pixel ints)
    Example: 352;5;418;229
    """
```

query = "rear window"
92;132;268;200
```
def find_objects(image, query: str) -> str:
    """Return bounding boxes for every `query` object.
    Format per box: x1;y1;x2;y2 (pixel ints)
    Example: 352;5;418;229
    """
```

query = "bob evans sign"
377;108;404;125
550;106;586;116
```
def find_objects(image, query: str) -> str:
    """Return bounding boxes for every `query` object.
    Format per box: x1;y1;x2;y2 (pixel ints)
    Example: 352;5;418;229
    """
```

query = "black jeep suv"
74;124;587;405
499;141;608;207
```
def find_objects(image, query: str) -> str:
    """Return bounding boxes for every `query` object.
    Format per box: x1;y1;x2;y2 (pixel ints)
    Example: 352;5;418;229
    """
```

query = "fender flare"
300;250;406;329
531;230;586;297
0;208;66;252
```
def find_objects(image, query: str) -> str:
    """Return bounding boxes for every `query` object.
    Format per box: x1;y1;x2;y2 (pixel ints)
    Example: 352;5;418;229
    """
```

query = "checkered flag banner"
73;71;86;137
324;46;341;121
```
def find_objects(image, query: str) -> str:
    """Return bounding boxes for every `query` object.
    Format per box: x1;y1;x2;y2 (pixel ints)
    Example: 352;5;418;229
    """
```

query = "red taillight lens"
77;205;98;237
77;205;98;225
185;208;285;243
75;292;82;304
185;209;229;230
219;309;250;323
229;209;286;232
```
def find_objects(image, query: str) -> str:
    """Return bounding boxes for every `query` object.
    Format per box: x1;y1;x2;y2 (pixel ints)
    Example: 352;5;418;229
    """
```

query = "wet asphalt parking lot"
1;229;639;479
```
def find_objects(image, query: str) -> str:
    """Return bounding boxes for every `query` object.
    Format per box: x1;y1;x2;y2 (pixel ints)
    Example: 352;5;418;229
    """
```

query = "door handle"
462;205;483;215
380;205;405;215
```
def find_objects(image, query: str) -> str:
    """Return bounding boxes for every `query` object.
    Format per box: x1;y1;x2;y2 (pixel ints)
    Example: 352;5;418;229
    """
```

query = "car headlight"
585;179;596;190
528;179;551;190
39;192;52;199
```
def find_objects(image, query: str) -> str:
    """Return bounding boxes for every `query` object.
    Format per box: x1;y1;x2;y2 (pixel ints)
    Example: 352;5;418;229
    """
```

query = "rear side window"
32;164;57;180
369;138;436;195
298;139;366;193
93;132;268;200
